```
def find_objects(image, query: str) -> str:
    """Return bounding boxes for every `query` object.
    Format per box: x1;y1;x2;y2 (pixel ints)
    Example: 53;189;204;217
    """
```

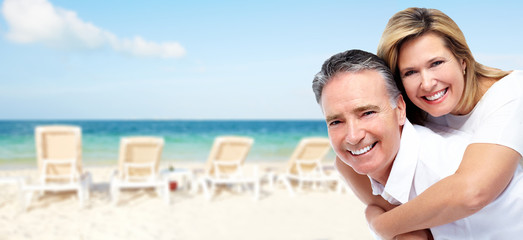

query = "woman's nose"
420;71;436;92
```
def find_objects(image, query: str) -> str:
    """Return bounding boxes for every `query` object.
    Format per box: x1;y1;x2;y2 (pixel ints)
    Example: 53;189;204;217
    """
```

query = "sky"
1;0;522;120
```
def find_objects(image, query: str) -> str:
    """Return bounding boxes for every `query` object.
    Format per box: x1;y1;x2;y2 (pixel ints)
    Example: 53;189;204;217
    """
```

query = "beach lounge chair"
275;137;339;195
199;136;260;200
110;137;167;205
22;125;92;210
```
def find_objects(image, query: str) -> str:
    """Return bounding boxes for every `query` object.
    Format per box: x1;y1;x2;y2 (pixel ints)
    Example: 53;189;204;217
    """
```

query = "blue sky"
1;0;522;120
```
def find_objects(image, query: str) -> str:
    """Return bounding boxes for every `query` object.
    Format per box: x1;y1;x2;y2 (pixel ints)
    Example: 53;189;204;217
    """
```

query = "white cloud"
1;0;185;58
111;36;185;59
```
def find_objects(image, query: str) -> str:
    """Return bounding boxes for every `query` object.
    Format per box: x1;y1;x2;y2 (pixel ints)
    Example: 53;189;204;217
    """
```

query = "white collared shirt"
429;70;523;157
370;120;523;239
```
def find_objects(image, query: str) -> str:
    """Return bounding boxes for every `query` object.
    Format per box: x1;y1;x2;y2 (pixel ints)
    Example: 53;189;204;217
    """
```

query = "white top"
370;120;523;239
428;70;523;156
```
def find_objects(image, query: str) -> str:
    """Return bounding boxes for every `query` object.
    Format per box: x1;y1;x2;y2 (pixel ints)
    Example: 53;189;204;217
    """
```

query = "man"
312;49;523;239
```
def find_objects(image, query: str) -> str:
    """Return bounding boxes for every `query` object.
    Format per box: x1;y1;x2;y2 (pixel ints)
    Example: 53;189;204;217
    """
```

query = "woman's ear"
461;58;467;74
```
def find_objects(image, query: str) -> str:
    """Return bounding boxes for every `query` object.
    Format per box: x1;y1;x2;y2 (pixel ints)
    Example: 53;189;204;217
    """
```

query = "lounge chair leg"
189;176;198;195
200;179;211;200
336;180;343;194
162;181;170;205
209;182;216;199
267;172;275;190
338;179;350;194
78;173;92;208
110;183;119;205
24;190;34;211
253;179;260;201
78;187;84;208
14;178;25;212
155;184;162;197
85;173;92;201
279;176;295;197
237;183;245;193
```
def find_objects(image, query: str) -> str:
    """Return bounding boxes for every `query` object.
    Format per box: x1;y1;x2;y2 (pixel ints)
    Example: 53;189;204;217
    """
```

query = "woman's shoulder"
492;70;523;88
480;70;523;103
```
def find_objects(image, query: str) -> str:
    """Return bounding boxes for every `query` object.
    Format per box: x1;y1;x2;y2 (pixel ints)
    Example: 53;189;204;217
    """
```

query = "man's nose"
345;120;364;145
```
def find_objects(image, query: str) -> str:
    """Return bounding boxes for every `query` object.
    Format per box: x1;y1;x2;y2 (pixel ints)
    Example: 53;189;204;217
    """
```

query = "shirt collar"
369;119;420;204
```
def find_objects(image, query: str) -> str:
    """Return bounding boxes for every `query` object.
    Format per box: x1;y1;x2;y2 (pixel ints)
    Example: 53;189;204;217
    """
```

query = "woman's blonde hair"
377;7;509;123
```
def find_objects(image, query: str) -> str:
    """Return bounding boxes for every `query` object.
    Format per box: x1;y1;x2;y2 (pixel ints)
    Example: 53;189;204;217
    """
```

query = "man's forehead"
322;70;389;108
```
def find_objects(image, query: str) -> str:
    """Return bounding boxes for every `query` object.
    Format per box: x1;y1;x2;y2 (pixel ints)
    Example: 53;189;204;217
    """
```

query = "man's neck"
369;165;392;186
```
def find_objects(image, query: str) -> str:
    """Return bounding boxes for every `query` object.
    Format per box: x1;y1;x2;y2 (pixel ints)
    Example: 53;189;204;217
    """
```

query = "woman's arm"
366;205;433;240
370;143;521;239
335;158;433;239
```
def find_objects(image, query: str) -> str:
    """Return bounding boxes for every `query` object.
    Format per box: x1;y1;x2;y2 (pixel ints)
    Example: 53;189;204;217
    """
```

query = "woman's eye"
403;70;415;77
431;60;444;67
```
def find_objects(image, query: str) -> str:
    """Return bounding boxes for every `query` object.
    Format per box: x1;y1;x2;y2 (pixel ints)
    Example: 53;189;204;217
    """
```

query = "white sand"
0;162;373;240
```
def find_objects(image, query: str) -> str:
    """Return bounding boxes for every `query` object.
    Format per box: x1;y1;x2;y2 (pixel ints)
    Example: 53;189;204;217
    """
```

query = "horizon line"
0;118;326;121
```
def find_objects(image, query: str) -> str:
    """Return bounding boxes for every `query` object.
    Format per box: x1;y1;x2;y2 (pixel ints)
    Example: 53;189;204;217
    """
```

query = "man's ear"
396;94;407;125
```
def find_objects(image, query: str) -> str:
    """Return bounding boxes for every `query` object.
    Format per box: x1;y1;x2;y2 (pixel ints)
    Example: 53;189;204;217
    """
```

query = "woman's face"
397;32;467;117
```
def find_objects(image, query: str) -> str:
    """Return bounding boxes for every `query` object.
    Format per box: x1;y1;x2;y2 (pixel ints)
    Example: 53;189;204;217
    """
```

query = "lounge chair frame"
110;137;167;205
276;137;339;195
22;125;91;210
199;136;260;200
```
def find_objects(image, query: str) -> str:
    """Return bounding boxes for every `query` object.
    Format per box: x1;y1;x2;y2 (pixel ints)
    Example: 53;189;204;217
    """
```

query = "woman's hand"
367;204;433;240
365;204;389;239
395;229;433;240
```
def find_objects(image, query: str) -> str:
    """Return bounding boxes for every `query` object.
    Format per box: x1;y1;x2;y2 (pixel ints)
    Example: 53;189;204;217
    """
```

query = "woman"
338;7;523;239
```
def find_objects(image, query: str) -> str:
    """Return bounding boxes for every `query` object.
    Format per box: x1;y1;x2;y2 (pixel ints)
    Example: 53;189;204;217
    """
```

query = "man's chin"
353;168;369;175
337;157;372;175
338;158;354;168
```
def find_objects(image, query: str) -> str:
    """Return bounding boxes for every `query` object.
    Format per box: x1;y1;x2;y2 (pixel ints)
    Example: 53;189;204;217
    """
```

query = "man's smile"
349;142;377;156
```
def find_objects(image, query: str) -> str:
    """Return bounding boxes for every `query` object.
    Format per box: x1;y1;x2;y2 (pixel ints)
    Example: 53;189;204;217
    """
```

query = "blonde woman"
336;7;523;239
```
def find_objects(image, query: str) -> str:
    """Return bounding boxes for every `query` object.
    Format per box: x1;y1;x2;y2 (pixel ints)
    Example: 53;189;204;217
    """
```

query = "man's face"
320;70;406;183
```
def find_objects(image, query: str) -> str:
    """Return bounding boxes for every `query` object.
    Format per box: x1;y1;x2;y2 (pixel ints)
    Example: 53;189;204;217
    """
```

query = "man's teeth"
350;144;373;156
425;88;447;101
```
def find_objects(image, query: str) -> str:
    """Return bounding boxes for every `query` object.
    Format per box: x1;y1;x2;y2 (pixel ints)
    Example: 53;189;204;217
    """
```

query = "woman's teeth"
425;88;447;101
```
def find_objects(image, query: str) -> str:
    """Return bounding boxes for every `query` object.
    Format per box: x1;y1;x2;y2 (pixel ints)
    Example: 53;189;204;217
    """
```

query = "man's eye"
362;111;376;117
329;120;341;126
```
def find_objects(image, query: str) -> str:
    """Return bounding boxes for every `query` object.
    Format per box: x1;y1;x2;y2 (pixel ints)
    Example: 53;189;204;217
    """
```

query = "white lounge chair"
199;136;260;200
110;137;167;205
276;137;339;195
22;125;92;210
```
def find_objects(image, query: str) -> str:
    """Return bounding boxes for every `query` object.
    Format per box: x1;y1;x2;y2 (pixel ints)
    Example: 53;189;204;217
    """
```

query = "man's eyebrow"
325;114;341;123
325;104;380;123
354;104;380;113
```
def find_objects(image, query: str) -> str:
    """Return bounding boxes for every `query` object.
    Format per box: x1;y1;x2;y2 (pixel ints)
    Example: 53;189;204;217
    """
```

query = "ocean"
0;120;334;166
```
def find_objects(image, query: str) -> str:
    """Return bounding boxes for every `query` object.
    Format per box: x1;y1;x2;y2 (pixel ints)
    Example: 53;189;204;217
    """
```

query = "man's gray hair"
312;49;401;107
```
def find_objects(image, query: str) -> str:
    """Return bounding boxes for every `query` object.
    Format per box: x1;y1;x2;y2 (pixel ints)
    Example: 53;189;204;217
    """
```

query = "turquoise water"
0;120;334;166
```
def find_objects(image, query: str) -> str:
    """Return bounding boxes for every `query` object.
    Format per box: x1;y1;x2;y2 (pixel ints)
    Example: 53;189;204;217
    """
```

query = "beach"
0;120;373;239
0;162;374;240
